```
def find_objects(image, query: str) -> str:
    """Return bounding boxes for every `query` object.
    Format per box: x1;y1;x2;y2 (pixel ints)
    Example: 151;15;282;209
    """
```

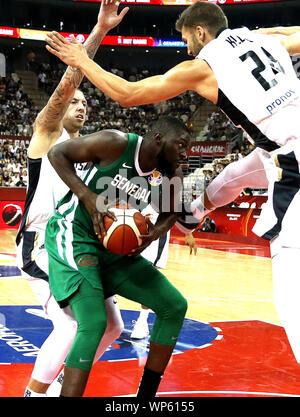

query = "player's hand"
96;0;129;34
185;233;197;255
129;216;157;256
82;191;117;238
46;32;87;68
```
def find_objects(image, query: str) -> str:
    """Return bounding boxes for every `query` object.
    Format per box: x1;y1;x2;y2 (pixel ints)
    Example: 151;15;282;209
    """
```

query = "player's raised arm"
46;32;209;107
31;1;129;157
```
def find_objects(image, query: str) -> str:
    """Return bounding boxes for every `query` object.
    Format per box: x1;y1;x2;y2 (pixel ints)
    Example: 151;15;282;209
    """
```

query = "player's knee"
160;294;187;321
172;295;188;319
52;317;78;341
78;314;107;341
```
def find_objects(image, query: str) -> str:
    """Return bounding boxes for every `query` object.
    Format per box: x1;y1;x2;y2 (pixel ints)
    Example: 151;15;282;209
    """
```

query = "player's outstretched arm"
253;26;300;36
253;26;300;55
46;31;207;107
31;1;129;158
280;32;300;56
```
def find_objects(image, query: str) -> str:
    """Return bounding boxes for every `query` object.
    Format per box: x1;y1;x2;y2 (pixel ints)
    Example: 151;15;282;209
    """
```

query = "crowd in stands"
0;139;28;187
0;73;39;137
185;138;256;202
201;141;255;188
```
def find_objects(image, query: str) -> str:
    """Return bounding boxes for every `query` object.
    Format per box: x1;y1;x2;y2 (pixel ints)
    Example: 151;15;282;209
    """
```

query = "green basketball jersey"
57;132;164;237
45;133;170;304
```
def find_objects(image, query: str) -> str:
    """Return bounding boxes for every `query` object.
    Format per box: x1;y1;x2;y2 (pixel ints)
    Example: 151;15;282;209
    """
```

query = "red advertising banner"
188;141;230;157
208;206;262;237
102;35;155;47
73;0;283;4
0;27;19;38
0;26;160;47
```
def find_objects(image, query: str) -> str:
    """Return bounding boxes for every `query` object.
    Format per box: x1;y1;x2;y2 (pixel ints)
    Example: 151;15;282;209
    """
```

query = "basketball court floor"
1;228;300;398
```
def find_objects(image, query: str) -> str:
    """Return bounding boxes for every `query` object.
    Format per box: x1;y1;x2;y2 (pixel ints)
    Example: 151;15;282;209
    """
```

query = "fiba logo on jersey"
148;170;163;186
2;204;22;226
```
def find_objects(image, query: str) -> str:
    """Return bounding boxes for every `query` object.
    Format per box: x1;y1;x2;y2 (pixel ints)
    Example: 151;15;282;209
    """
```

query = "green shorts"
45;214;155;306
45;214;187;350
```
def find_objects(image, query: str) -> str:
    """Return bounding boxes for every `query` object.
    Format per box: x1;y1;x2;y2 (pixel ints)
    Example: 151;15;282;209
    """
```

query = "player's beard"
191;33;203;57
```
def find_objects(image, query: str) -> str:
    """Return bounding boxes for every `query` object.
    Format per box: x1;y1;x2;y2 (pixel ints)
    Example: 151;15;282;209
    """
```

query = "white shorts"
16;230;49;279
270;235;300;363
141;231;170;269
140;204;170;269
253;138;300;247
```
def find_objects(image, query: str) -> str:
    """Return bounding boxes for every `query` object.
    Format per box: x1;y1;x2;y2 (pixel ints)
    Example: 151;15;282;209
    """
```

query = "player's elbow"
116;95;139;108
113;83;145;107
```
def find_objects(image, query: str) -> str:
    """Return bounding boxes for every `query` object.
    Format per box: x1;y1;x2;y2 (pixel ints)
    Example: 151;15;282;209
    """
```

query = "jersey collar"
134;136;156;177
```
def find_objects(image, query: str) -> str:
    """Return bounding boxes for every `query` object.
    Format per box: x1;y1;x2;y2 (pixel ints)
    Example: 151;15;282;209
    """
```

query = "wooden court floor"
1;229;300;397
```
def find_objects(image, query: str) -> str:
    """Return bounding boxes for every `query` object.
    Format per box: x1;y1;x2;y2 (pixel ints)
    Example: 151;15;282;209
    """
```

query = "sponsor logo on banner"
188;141;229;157
0;201;25;230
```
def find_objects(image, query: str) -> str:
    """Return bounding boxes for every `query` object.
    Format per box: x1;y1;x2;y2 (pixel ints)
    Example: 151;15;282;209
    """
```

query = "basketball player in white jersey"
132;205;197;340
131;204;171;339
16;2;129;397
45;2;300;369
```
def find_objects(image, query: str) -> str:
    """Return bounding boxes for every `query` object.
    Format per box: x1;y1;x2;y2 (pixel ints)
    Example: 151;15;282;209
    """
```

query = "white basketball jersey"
140;204;170;269
197;27;300;150
17;130;89;239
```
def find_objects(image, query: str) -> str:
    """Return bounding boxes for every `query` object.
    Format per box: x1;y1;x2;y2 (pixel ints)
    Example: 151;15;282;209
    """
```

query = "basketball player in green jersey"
45;116;191;397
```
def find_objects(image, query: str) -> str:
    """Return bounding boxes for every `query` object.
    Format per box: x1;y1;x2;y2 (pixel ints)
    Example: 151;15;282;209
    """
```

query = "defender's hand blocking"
46;0;129;66
46;32;87;68
97;0;129;34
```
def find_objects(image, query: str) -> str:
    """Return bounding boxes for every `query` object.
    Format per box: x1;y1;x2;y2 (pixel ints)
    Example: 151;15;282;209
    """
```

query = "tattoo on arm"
36;27;105;129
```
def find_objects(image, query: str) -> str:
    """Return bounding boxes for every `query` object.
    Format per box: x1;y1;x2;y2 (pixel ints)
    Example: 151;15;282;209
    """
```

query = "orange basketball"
100;206;148;255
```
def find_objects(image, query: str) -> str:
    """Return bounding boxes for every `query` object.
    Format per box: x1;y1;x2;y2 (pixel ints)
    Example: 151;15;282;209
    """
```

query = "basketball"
2;204;23;226
101;206;148;255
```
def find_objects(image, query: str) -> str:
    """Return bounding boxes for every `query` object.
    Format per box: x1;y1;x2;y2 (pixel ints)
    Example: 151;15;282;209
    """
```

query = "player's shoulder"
89;129;129;155
95;129;128;141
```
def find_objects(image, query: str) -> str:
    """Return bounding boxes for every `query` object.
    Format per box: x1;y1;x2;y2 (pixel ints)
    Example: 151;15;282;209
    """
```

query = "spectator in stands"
232;147;243;160
11;172;20;186
2;171;10;186
15;176;26;187
200;216;217;233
